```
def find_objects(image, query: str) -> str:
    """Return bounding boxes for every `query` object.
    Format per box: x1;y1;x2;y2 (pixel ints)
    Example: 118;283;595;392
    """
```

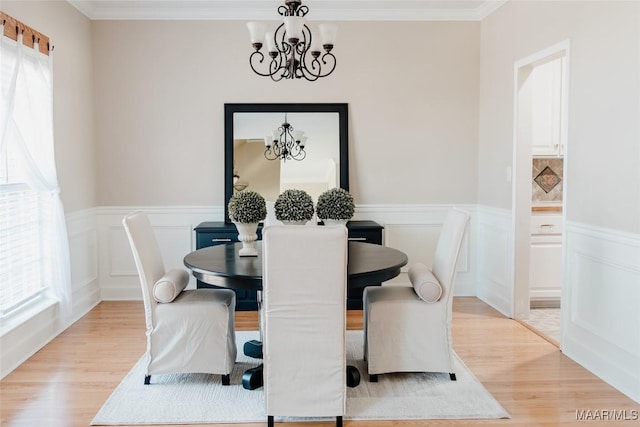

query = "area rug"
92;331;509;425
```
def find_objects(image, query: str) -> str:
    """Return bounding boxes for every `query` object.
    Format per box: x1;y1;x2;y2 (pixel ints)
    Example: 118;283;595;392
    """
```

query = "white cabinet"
531;57;565;157
529;214;562;301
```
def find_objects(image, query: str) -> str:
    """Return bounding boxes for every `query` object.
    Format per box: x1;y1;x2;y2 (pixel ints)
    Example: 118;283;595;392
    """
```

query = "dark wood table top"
184;241;408;291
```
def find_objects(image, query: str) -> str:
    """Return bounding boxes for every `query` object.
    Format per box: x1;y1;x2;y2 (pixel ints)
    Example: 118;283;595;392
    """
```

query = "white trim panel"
99;204;477;299
97;206;223;300
563;222;640;403
475;205;513;317
1;209;101;379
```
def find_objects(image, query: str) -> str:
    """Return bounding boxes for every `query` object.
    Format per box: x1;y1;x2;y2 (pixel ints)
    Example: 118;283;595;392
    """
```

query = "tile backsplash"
532;158;563;204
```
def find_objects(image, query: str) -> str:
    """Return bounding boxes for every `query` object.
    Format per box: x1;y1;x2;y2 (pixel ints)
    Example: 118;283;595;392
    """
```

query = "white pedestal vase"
233;222;259;257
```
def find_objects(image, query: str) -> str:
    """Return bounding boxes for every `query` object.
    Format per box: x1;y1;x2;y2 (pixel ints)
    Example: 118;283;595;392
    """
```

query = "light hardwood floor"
1;297;637;427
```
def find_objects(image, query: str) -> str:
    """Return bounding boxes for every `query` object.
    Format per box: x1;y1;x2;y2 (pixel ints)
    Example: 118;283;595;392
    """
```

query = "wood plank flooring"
1;297;637;426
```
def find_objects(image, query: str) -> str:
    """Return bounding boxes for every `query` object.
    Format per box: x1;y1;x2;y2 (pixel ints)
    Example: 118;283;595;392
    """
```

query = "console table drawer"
348;229;382;245
196;232;238;248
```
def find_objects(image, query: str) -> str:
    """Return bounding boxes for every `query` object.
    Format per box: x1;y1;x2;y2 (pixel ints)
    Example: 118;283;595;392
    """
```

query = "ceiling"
66;0;508;21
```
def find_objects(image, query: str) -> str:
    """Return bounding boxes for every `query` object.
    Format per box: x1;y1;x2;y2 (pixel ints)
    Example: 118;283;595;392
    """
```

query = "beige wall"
92;20;480;207
2;1;97;213
478;0;640;233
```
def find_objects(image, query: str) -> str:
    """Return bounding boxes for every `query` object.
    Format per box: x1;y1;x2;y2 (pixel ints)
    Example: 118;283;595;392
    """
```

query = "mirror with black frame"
224;103;349;223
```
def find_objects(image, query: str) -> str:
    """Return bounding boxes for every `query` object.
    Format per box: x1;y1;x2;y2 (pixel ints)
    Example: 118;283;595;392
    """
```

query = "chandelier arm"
274;22;287;53
299;59;320;81
264;146;279;160
311;52;337;78
321;52;337;75
272;23;298;80
269;51;287;81
249;51;280;78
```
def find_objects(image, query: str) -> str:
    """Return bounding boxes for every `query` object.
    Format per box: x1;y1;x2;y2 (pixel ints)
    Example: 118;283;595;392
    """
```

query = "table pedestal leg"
242;364;263;390
243;340;262;359
242;291;264;390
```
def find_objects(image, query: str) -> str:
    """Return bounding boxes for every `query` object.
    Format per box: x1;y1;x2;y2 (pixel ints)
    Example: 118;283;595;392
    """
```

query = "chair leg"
369;373;378;382
144;375;151;385
267;415;274;427
222;374;230;386
336;415;343;427
450;373;457;381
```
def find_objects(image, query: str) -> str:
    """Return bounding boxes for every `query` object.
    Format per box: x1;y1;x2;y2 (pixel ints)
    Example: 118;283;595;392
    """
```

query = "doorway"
512;40;570;347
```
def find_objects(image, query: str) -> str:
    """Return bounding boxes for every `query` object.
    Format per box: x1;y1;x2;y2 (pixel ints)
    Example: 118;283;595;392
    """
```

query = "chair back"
262;225;348;417
431;208;470;299
122;212;165;328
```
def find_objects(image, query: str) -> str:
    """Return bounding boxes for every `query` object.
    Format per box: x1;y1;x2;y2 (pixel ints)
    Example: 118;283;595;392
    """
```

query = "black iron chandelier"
264;114;307;161
247;0;337;81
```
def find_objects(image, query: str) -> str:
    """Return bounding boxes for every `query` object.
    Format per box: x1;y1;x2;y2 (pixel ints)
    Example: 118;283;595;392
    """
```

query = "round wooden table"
184;241;408;290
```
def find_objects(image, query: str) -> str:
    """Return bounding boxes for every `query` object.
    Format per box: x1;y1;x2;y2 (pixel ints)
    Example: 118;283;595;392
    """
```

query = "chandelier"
264;114;307;161
247;0;337;81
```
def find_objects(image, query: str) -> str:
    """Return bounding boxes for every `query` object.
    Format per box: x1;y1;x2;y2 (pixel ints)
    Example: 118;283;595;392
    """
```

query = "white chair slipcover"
363;208;470;381
262;225;347;427
122;212;237;385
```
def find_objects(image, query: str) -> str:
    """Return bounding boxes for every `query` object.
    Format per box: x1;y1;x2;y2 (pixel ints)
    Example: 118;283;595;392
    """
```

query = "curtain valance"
1;11;50;55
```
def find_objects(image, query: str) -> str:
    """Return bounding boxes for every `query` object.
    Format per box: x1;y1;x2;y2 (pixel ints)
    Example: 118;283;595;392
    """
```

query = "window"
1;15;71;323
0;174;45;317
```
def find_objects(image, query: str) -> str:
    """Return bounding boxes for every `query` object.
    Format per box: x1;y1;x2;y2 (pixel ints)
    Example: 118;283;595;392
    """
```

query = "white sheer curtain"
1;26;72;321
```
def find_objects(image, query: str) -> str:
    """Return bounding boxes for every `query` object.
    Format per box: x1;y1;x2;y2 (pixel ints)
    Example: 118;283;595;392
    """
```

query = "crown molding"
67;1;508;21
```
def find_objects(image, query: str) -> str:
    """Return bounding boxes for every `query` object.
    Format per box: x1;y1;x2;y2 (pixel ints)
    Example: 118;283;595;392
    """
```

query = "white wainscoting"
354;204;475;295
562;222;640;403
97;206;224;300
4;205;639;403
1;208;101;379
474;205;514;317
98;204;477;300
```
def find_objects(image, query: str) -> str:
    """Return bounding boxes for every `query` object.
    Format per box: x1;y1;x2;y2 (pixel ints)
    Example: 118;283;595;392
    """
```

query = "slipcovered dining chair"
363;208;470;382
262;225;348;427
122;211;237;385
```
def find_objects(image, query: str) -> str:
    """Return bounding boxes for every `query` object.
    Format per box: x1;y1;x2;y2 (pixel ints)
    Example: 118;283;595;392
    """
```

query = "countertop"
532;206;562;213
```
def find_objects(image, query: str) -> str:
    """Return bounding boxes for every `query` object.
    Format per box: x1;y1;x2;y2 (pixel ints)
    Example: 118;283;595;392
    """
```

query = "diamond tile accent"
534;166;561;193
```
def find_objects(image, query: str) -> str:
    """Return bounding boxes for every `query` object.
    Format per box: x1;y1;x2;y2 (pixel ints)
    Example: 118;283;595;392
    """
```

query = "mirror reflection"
233;112;340;202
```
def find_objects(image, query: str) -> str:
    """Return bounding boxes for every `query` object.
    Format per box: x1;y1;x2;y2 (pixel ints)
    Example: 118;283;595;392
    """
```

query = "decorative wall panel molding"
97;206;223;300
99;204;476;299
1;208;101;379
475;205;513;317
563;222;640;403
